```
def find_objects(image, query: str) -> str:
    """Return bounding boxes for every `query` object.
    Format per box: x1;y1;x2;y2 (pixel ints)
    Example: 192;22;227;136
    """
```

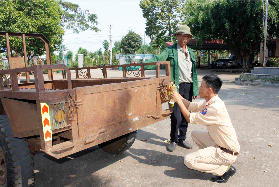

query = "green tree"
60;0;99;33
113;41;121;53
88;52;98;66
120;30;142;54
184;0;279;70
140;0;185;50
0;0;64;62
94;48;104;66
75;47;88;64
103;40;109;65
0;0;99;65
136;43;160;55
66;50;73;66
67;50;73;62
103;40;109;51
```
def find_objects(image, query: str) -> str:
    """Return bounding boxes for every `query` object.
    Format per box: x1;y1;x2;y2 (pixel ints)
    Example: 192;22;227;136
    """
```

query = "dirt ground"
33;68;279;187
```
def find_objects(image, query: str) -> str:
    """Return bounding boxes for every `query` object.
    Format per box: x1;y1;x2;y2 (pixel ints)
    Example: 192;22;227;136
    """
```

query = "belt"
179;82;192;85
219;146;239;156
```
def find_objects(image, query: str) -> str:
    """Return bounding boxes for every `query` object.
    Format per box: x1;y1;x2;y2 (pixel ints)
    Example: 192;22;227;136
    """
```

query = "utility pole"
263;0;268;67
109;25;112;65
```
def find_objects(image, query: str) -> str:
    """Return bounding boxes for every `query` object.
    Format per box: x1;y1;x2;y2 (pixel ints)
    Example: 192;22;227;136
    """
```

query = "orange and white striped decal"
40;103;52;141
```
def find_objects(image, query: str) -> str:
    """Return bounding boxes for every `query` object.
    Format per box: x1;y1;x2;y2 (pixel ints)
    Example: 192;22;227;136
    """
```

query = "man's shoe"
179;140;193;149
167;142;176;152
211;166;236;183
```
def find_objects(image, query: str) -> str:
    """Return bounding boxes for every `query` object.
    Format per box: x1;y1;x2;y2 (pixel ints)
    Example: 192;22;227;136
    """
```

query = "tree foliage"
67;50;73;62
184;0;279;69
102;40;109;64
0;0;64;60
60;0;99;33
266;0;279;39
136;44;160;55
113;41;121;53
140;0;185;50
0;0;99;65
75;47;87;61
103;40;109;52
120;31;142;54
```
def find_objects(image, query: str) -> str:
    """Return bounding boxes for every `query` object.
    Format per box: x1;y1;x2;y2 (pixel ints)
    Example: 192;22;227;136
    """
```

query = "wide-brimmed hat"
174;25;192;36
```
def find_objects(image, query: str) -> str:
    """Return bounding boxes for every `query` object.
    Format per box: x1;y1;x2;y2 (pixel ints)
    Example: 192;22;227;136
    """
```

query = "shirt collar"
177;44;188;53
205;95;219;107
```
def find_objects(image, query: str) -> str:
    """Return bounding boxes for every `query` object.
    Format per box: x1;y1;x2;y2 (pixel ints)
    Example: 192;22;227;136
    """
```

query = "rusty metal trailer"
0;32;172;186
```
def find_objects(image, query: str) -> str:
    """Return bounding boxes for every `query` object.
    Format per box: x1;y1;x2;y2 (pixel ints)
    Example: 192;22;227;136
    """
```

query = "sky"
62;0;151;56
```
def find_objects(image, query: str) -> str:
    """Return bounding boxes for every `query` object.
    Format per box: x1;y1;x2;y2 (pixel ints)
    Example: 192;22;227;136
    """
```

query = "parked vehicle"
209;60;217;69
215;58;231;68
215;57;241;69
229;55;242;68
0;32;172;186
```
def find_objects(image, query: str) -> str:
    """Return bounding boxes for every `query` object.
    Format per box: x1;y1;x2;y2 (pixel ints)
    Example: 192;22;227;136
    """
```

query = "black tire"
0;116;34;187
99;131;137;154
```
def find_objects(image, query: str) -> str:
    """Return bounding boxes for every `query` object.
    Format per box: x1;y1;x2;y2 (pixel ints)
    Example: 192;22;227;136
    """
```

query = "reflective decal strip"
40;103;52;141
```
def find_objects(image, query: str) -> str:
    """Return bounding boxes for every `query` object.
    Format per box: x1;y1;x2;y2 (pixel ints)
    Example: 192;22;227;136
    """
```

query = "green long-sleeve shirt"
144;43;199;96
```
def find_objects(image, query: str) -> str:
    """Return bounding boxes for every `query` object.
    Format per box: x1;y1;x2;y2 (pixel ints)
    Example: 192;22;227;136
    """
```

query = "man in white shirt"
143;25;199;152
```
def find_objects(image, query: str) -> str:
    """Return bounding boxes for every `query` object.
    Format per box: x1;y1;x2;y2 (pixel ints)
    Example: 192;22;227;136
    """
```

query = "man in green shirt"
144;25;199;152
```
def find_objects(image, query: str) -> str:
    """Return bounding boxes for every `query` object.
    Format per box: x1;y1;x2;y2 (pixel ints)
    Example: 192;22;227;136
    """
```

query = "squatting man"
170;74;240;183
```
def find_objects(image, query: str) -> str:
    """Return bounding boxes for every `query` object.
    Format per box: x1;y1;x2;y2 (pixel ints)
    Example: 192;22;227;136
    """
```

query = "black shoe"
178;140;192;149
167;142;176;152
211;166;236;183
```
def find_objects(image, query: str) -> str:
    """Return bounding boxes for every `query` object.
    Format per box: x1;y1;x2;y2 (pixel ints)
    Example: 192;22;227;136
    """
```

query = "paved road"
33;69;279;187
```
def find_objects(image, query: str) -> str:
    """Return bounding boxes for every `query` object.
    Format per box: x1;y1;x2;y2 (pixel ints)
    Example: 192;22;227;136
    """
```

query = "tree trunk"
243;54;250;72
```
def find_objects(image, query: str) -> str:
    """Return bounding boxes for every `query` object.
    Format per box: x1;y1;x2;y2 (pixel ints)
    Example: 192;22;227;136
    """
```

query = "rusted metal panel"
70;78;149;88
52;80;69;90
0;89;70;102
75;78;160;141
38;90;70;103
18;82;53;90
0;90;39;100
44;113;171;159
38;75;170;159
10;57;25;69
2;98;41;138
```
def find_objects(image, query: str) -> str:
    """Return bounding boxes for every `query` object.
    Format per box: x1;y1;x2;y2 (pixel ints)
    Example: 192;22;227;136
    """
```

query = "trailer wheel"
0;116;34;187
99;131;137;154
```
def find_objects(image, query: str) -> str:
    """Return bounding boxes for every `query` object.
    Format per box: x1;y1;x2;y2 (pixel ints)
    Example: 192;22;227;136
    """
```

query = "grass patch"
239;74;279;82
239;74;257;80
261;75;279;82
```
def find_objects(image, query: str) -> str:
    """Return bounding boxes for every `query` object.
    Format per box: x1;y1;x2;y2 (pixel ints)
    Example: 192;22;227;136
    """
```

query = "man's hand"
170;92;183;103
171;92;191;123
193;95;198;100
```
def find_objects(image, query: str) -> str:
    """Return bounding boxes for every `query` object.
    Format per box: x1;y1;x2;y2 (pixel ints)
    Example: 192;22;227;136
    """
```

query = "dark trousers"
170;83;193;143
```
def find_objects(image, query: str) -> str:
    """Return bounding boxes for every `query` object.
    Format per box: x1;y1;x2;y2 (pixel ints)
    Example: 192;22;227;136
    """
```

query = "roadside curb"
235;78;279;86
